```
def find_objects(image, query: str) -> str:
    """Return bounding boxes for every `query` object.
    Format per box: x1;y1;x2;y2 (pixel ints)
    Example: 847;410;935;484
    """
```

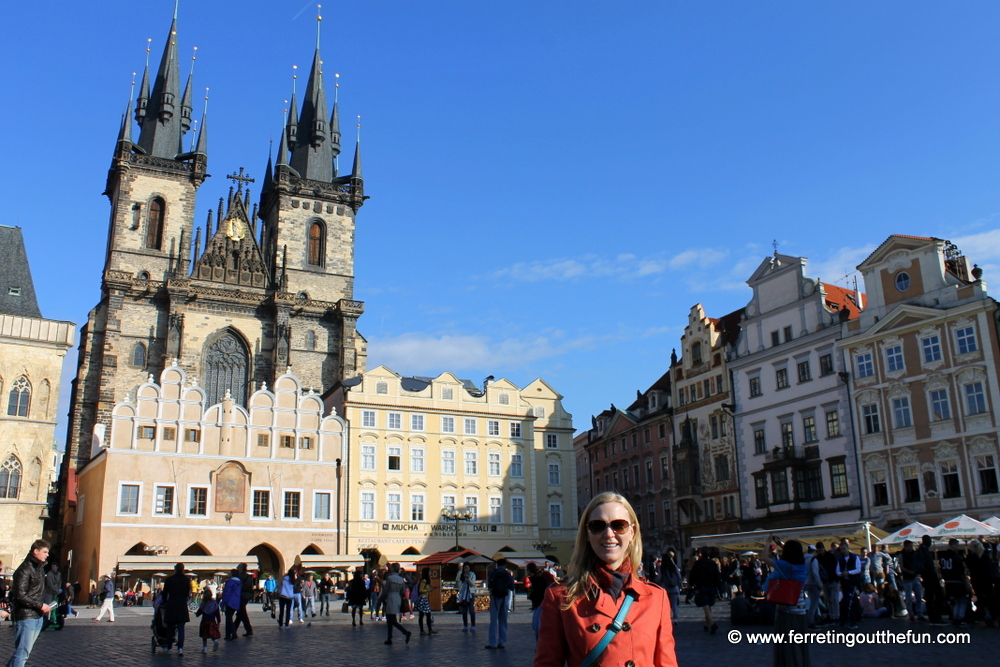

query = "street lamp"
440;508;474;551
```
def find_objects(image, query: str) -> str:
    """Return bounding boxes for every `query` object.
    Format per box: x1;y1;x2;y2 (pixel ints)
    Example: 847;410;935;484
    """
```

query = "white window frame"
956;326;978;355
856;353;874;378
361;443;376;470
489;496;502;524
548;462;561;485
488;452;501;476
360;490;376;521
282;488;304;521
464;450;478;475
411;493;425;521
387;412;402;430
885;345;904;372
546;433;558;448
387;445;402;471
251;487;272;520
510;452;523;478
313;490;333;522
361;410;376;428
441;494;456;514
488;420;500;436
965;382;987;415
464;418;477;435
411;447;425;473
548;501;563;528
442;450;456;475
511;496;525;524
153;483;177;517
922;335;942;363
930;389;951;421
411;414;425;431
441;416;455;433
892;397;913;429
442;387;454;400
117;481;143;517
187;484;211;518
464;496;478;521
387;492;402;521
510;422;522;438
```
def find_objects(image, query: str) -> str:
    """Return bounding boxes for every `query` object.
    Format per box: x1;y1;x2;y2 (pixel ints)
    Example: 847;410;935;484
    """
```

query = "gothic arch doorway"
203;329;250;407
248;543;282;578
181;542;211;556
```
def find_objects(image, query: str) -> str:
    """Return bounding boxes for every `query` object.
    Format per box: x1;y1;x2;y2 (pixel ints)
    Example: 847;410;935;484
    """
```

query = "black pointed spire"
137;8;183;158
136;39;152;125
193;91;208;157
351;118;363;181
262;143;274;194
180;46;197;135
289;11;333;182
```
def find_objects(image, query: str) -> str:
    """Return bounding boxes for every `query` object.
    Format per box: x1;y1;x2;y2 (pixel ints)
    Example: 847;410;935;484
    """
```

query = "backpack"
490;568;511;598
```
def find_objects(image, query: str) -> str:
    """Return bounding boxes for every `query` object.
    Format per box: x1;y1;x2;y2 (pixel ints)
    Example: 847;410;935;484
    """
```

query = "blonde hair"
560;492;642;610
970;539;985;557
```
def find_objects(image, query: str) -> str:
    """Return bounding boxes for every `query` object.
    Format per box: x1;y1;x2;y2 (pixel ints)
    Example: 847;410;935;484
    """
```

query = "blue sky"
3;1;1000;446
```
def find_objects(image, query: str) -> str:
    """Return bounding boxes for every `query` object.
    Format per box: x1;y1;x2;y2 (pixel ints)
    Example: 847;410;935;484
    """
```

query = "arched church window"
305;331;316;350
146;197;165;250
138;271;150;280
0;456;22;498
308;221;325;266
132;343;147;368
203;331;249;407
7;377;30;417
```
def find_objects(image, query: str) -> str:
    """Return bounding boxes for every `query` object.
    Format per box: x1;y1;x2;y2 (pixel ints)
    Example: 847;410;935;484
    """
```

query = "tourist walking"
263;574;277;617
369;571;383;621
221;569;242;640
380;563;411;645
162;563;191;655
658;549;681;625
347;569;368;626
486;558;514;649
301;574;317;618
534;492;677;667
235;562;255;636
319;572;334;616
898;540;925;621
5;539;52;667
526;561;555;640
277;568;295;628
689;546;721;634
760;536;809;667
93;575;116;623
195;588;221;653
456;562;477;631
416;567;436;635
918;535;946;625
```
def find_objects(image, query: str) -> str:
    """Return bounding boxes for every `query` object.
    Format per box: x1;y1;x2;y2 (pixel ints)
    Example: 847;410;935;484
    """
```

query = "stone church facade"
59;8;368;563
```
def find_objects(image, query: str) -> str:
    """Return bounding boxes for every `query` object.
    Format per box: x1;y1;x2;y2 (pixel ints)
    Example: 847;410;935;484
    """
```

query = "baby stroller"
151;600;175;653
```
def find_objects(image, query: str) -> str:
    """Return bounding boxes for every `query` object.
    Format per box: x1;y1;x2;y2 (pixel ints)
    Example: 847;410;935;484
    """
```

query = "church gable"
193;190;268;288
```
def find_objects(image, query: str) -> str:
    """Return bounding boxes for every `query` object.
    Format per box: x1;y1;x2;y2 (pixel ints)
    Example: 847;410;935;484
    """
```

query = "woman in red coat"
534;492;678;667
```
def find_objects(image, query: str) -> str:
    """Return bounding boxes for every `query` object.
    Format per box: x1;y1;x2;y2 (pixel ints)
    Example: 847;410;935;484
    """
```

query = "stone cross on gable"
226;167;255;193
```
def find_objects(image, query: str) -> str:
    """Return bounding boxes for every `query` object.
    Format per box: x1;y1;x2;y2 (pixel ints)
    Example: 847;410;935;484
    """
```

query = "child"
195;588;221;653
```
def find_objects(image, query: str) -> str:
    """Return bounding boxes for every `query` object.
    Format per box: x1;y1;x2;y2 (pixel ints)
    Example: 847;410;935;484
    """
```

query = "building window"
941;460;961;498
643;428;651;444
892;397;913;428
692;341;703;364
901;465;920;503
361;410;376;428
930;389;951;421
795;467;824;501
498;392;509;405
511;497;525;524
956;326;978;355
307;221;325;266
783;326;793;342
154;485;174;515
548;462;561;485
714;455;729;481
442;416;455;433
830;461;848;497
162;427;176;441
361;444;376;470
441;495;456;514
139;426;156;440
703;379;711;397
753;428;766;454
411;448;425;473
661;455;669;478
886;345;904;372
465;496;478;521
464;418;477;435
189;487;208;516
771;331;780;347
510;422;521;438
754;475;768;508
0;456;21;501
442;451;456;475
895;271;910;291
7;377;30;417
299;436;312;449
870;470;889;506
360;492;375;520
387;446;401;471
146;197;164;249
488;420;500;436
826;410;841;438
631;434;639;449
314;492;331;520
387;493;401;521
659;423;666;439
678;387;686;405
305;330;316;350
489;497;502;524
819;354;835;376
411;494;425;521
803;416;817;443
184;428;200;443
771;471;789;504
488;452;501;476
256;433;268;447
711;416;719;440
388;413;402;430
542;433;557;449
441;386;454;400
862;403;881;434
749;376;762;398
633;464;641;486
856;353;874;378
648;504;656;528
797;360;811;383
283;491;301;519
280;435;294;448
203;331;249;407
965;382;987;415
922;335;942;363
548;502;562;528
646;460;654;483
510;453;523;477
464;451;478;475
977;455;999;495
252;490;270;518
132;343;147;368
119;483;140;514
411;414;424;431
780;421;794;448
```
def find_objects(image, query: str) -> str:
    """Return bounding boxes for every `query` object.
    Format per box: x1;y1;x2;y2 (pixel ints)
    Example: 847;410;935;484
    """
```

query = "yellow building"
0;225;75;569
67;363;362;591
326;366;576;566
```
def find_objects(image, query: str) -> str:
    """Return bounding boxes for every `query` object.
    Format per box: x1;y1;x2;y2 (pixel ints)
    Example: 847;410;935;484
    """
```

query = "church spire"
135;39;152;126
193;89;208;157
136;4;184;158
330;73;341;176
180;46;197;135
351;116;363;181
289;7;333;182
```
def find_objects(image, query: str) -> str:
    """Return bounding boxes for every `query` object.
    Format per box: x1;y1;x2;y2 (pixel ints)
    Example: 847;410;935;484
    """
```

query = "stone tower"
61;7;367;489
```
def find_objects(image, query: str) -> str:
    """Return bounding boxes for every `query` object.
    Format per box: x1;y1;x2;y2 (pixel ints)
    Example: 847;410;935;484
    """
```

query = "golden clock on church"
225;216;246;241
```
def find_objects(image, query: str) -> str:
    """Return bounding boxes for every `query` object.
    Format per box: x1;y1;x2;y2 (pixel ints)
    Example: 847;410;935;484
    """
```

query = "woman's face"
586;501;634;570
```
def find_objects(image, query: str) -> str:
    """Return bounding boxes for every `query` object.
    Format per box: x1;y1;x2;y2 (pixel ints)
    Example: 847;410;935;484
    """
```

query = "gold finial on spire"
357;115;362;142
292;65;298;94
316;4;322;49
130;72;136;102
190;118;198;152
334;73;340;103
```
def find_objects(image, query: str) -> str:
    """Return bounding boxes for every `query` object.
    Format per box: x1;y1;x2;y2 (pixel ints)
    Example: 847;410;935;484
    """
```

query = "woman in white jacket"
381;563;412;645
456;562;477;631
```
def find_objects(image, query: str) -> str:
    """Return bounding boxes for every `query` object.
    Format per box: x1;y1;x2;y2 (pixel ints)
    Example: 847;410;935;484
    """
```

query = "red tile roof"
820;283;866;320
413;549;487;566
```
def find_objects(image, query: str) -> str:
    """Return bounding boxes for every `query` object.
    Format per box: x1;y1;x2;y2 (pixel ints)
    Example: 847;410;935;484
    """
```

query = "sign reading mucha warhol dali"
214;462;247;513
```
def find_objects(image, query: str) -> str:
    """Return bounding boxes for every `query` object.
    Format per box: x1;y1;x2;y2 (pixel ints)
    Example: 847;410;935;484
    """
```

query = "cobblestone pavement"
7;598;1000;665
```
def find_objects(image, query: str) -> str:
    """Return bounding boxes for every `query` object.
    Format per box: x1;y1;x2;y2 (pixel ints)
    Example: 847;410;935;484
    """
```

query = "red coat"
534;576;677;667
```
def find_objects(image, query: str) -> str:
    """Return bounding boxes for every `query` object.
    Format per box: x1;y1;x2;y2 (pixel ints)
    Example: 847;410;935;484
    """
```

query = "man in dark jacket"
235;562;254;637
6;539;52;667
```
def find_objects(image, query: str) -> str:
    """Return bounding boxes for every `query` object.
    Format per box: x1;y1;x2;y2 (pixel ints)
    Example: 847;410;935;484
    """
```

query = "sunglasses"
586;519;633;535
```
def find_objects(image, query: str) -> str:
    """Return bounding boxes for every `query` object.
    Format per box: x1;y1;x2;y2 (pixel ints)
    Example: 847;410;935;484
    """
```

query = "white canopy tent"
927;515;1000;539
688;521;887;554
876;522;934;546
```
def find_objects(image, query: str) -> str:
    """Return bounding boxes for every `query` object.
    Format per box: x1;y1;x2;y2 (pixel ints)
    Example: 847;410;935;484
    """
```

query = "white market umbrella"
982;517;1000;532
928;514;1000;539
876;522;934;546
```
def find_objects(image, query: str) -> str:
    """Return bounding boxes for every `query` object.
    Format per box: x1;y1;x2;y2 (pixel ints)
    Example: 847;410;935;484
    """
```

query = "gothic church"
61;8;367;488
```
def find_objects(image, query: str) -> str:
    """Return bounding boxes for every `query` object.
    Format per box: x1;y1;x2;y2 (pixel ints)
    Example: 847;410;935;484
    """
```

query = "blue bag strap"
579;590;637;667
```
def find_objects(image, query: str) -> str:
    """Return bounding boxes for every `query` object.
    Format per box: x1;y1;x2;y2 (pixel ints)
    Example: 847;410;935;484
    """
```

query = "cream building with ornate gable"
67;363;359;589
326;366;576;566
